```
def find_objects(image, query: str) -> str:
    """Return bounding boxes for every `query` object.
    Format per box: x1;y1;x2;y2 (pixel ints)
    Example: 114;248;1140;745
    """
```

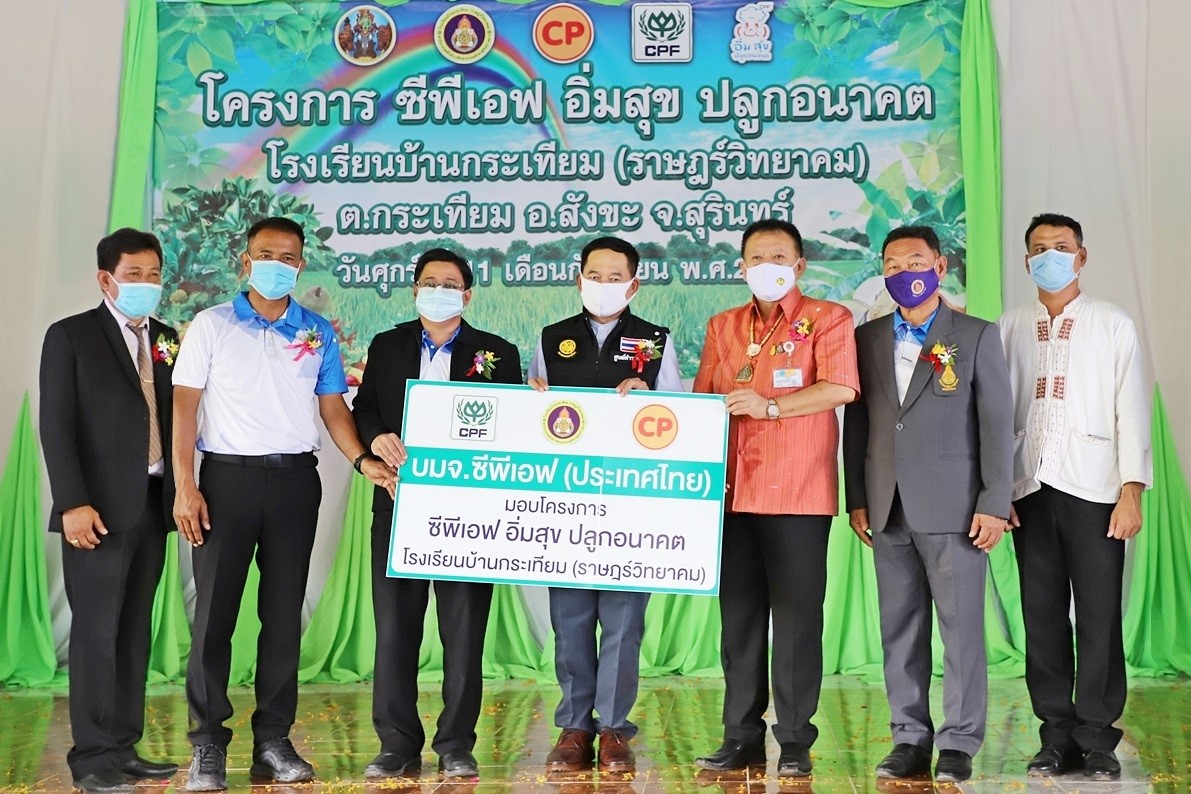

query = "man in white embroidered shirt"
998;213;1152;782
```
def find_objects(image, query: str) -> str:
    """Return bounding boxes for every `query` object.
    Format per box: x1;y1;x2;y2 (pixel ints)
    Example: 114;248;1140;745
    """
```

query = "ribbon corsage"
286;327;324;361
467;349;499;379
631;339;661;374
920;342;957;372
152;334;179;366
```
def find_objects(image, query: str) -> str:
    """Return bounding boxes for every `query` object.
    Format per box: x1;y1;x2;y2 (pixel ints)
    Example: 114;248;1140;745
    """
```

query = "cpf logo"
451;396;497;441
632;3;693;63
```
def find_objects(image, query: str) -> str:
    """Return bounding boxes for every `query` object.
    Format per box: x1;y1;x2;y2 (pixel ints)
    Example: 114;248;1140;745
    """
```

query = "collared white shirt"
894;337;924;404
891;306;939;405
527;320;685;392
104;299;165;475
998;292;1152;503
173;293;347;455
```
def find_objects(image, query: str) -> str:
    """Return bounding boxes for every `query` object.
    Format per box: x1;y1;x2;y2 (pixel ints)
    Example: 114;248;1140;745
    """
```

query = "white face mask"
415;285;465;322
579;277;634;318
744;262;797;302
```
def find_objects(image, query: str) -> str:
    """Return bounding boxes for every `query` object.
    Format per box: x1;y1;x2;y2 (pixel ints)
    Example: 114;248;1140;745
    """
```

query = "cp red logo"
533;3;595;64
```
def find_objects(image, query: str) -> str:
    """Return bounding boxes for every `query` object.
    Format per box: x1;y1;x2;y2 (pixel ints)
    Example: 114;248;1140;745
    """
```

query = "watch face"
767;401;779;418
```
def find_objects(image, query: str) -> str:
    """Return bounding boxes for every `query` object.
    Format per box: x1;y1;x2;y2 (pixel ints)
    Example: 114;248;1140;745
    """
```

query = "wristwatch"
766;398;780;420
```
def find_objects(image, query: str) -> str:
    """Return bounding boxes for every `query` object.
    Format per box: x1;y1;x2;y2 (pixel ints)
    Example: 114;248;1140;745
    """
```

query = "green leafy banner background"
116;0;1001;382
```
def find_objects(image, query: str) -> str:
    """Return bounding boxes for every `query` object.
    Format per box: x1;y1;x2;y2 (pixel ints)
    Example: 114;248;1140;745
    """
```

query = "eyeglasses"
415;281;466;291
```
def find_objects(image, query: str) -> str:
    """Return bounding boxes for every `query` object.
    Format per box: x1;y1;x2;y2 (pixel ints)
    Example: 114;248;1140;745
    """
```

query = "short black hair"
581;236;640;274
97;228;163;273
247;216;305;249
1025;212;1083;247
882;225;941;256
414;247;474;290
741;219;803;257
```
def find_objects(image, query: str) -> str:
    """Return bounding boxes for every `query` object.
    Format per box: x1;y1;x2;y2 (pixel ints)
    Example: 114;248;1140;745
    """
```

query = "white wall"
3;0;1188;650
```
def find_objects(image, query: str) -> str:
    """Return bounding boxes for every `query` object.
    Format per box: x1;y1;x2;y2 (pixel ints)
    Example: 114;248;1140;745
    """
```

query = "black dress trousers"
186;457;321;749
370;508;493;756
62;477;166;780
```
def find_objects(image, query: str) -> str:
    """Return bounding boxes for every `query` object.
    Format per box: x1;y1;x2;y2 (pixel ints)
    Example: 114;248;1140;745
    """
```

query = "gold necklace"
735;307;783;383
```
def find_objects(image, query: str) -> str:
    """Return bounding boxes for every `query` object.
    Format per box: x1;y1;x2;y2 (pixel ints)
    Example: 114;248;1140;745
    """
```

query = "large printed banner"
150;0;974;376
388;382;728;594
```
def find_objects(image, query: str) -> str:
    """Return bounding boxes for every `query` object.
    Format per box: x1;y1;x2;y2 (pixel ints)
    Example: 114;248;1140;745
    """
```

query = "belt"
203;452;317;468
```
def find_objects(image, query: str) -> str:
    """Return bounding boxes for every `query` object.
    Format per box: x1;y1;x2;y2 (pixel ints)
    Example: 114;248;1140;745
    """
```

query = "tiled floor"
1;676;1187;792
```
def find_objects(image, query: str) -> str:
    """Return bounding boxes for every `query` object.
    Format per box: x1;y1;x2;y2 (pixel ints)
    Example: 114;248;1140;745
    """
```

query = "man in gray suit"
843;226;1014;783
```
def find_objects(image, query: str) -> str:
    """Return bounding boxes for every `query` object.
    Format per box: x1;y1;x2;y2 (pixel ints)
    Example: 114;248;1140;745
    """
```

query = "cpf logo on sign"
451;396;498;441
632;3;692;63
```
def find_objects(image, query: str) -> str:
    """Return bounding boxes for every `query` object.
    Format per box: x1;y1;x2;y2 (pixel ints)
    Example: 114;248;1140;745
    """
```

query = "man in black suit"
353;248;521;781
39;228;181;793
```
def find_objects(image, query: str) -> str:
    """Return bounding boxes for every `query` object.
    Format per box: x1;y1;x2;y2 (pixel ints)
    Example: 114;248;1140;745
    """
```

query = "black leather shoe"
119;755;179;780
439;750;479;778
935;749;973;783
695;739;766;771
1027;744;1083;776
364;750;422;779
185;745;227;792
1083;749;1121;780
875;744;931;779
73;770;134;793
250;736;314;783
777;743;812;777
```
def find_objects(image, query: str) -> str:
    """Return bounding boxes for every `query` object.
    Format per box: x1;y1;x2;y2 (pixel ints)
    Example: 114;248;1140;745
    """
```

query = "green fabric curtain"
958;0;1003;320
0;395;58;687
1124;387;1191;676
146;534;191;683
299;473;377;684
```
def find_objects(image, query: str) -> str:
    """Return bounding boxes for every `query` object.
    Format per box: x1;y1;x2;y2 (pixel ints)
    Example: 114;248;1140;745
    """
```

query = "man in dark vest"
527;235;683;773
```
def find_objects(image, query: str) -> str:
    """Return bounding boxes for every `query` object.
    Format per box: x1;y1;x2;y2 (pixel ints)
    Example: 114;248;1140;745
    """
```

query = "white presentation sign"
388;381;728;595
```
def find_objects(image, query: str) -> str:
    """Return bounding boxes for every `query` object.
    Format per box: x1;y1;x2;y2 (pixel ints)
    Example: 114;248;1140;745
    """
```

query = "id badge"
773;367;803;388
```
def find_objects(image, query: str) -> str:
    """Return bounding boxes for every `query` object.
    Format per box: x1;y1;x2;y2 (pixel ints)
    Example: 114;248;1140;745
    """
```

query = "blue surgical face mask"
106;278;163;319
414;285;464;323
415;285;465;323
248;259;299;300
1028;249;1079;293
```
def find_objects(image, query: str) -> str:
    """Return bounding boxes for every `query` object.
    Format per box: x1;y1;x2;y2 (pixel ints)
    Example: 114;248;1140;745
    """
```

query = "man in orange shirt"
693;219;859;778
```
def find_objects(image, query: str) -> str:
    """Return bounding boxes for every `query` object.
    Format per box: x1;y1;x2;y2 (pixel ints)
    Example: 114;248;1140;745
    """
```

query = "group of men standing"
39;212;1150;792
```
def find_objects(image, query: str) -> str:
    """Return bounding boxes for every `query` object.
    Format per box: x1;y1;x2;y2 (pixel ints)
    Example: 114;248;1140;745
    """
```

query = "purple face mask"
884;268;940;309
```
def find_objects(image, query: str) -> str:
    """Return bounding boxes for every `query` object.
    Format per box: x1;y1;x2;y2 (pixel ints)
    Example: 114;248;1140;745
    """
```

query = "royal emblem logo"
434;4;495;64
632;3;693;63
543;400;585;444
334;5;397;66
451;396;498;441
558;339;578;359
533;3;595;64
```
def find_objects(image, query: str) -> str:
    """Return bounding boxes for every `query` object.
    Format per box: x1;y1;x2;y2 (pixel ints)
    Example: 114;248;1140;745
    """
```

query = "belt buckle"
264;453;284;468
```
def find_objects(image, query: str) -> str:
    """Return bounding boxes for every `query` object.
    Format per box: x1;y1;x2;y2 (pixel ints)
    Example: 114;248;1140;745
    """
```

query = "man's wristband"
353;452;374;473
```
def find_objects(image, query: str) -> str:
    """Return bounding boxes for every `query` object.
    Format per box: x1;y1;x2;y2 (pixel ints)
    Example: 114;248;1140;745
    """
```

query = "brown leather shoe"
546;729;595;772
598;730;636;772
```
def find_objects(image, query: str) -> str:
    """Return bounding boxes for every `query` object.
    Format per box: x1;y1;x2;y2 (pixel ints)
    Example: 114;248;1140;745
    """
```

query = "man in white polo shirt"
171;217;395;792
999;213;1151;782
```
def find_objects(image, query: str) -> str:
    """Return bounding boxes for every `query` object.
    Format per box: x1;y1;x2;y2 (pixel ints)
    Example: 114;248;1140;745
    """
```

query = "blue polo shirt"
893;305;940;347
173;293;346;455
